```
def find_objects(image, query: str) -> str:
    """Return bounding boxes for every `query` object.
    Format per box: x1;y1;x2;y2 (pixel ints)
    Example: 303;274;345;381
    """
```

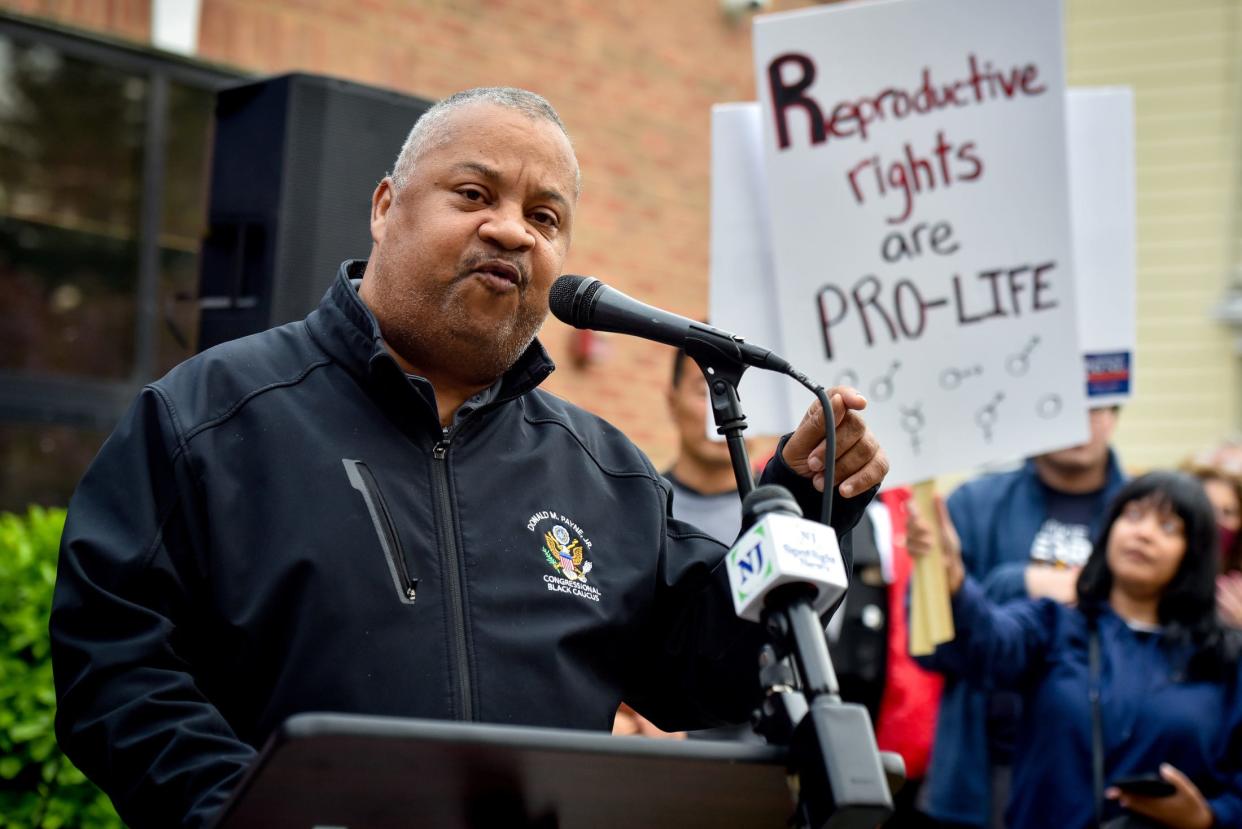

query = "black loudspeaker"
197;73;432;350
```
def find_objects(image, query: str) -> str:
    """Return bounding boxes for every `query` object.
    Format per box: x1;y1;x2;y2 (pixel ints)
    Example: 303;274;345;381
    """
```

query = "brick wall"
1;0;149;40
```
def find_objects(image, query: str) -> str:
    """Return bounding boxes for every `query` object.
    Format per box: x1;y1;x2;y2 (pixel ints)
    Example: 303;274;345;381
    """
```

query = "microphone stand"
684;335;756;500
685;342;897;829
761;585;894;829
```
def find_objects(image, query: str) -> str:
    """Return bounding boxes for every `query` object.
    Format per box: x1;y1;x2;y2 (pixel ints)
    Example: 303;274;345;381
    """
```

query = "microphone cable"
784;368;836;530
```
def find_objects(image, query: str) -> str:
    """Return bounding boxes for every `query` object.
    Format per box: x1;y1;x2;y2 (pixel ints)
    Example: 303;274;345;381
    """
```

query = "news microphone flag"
725;512;849;623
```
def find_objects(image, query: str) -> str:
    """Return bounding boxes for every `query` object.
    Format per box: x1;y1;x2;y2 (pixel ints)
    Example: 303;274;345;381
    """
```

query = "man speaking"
50;87;888;828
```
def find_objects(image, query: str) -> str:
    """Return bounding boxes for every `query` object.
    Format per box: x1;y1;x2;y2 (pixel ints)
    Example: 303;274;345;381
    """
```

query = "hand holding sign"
907;484;956;654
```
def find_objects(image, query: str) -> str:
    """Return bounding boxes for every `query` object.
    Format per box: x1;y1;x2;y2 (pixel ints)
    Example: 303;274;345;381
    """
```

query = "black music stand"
211;713;796;828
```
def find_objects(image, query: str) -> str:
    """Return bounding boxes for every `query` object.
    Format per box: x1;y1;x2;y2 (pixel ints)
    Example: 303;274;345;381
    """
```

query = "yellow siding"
1065;0;1242;471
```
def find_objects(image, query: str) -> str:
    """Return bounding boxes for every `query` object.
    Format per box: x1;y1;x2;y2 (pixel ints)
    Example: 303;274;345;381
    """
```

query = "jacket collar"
1021;446;1126;495
307;259;557;406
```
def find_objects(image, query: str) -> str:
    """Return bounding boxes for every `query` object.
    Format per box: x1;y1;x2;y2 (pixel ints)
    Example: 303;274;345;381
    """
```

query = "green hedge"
0;507;122;828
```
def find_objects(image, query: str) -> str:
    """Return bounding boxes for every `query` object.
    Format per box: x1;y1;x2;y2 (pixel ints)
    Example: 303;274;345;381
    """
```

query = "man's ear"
370;178;395;244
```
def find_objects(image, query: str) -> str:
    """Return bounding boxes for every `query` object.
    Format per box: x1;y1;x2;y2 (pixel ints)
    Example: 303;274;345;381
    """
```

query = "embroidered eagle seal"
544;524;593;582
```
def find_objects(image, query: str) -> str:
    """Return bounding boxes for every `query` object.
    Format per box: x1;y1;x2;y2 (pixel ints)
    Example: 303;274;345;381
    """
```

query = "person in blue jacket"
913;471;1242;829
925;406;1127;826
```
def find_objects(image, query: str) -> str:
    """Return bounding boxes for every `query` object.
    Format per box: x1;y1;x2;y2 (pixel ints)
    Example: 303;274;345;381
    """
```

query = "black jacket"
51;262;867;828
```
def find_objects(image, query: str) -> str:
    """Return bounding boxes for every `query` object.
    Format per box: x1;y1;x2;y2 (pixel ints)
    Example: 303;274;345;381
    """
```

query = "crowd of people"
900;426;1242;829
910;469;1241;828
47;85;1242;828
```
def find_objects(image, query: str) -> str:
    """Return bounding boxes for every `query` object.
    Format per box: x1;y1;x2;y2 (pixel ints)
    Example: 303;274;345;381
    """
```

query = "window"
0;15;242;510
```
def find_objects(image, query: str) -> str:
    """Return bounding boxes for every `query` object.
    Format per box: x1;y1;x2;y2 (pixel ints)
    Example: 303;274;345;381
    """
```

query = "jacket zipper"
342;459;418;604
432;428;474;720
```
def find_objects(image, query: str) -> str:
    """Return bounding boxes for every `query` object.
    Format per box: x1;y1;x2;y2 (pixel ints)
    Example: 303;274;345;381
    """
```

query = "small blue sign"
1085;351;1131;397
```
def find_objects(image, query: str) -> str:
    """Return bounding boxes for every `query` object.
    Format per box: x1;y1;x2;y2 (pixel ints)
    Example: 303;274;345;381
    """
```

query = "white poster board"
709;103;797;436
708;15;1134;446
710;89;1136;434
750;0;1087;485
1068;87;1136;406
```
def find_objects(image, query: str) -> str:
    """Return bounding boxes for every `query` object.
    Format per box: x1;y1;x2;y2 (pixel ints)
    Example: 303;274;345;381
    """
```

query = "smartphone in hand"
1111;774;1175;798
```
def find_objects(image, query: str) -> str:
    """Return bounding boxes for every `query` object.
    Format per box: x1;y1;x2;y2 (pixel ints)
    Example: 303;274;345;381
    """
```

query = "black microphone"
740;484;804;532
548;274;793;374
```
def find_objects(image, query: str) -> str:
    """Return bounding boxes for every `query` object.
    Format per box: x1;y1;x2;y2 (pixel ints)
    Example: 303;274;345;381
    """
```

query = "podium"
211;713;797;828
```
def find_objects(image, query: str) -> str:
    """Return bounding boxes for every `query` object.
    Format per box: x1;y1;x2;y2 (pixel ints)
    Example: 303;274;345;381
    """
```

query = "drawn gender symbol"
899;403;925;455
1006;335;1041;377
940;364;983;390
835;369;860;389
975;392;1005;442
1037;393;1062;419
870;360;901;402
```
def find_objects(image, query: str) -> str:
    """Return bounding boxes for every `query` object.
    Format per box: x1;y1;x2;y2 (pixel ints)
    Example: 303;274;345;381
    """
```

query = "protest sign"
1067;88;1136;406
750;0;1088;486
709;88;1136;432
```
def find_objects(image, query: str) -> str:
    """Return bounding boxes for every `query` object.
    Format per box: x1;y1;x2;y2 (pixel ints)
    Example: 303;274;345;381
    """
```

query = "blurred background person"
912;471;1242;829
662;343;751;545
873;487;944;828
618;345;909;744
1183;459;1242;629
921;406;1127;827
660;343;944;815
666;344;900;738
610;345;756;741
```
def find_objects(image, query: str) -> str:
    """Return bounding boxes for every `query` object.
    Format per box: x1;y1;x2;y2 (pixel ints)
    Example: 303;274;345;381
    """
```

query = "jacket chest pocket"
343;458;419;605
